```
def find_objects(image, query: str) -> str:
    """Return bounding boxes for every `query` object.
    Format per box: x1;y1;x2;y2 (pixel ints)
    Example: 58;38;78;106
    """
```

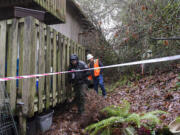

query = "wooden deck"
0;0;66;24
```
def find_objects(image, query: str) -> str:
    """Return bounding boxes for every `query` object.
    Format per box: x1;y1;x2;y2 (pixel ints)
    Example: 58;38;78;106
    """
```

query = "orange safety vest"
88;59;100;80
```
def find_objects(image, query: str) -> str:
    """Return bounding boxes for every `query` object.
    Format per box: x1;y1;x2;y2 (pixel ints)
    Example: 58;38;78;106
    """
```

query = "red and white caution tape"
0;55;180;82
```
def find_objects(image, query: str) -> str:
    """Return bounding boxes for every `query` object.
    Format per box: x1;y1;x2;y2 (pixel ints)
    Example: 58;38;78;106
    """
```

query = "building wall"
50;4;84;43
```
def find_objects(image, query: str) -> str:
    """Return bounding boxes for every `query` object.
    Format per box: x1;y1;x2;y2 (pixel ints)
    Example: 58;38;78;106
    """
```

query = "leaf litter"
42;64;180;135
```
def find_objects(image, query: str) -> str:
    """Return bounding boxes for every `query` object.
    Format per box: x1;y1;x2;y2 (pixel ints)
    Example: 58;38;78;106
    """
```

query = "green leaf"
126;113;141;128
85;116;125;135
140;113;160;125
101;100;130;117
101;128;111;135
175;116;180;122
176;82;180;87
124;127;136;135
145;110;167;115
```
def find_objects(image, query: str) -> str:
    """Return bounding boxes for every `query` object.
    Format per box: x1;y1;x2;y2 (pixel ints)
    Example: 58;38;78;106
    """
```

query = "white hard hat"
147;49;152;53
87;54;93;61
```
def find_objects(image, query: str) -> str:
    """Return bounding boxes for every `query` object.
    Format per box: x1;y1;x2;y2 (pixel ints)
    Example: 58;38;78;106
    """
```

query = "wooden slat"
28;18;37;117
83;48;86;61
57;33;62;103
20;16;33;116
82;47;84;61
80;47;83;60
78;46;80;59
19;16;34;135
6;19;18;113
79;47;81;59
70;40;73;56
52;30;57;106
70;40;73;55
73;41;76;54
18;19;24;100
38;23;45;113
45;26;51;109
61;35;66;102
81;47;83;61
0;21;7;108
74;43;77;55
66;38;71;99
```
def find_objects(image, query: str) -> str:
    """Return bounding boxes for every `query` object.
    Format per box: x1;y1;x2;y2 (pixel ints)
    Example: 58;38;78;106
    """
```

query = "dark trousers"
93;74;106;96
73;83;87;114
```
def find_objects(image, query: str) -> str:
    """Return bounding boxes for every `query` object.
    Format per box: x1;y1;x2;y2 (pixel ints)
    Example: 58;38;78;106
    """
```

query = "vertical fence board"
57;33;62;103
18;21;24;101
66;38;71;99
83;48;85;61
28;19;37;117
73;41;76;54
82;48;84;61
80;47;82;60
81;47;84;60
70;40;73;55
19;16;34;134
15;20;23;133
6;19;18;113
38;23;45;113
52;30;57;106
82;48;84;60
45;26;51;110
79;46;81;59
0;21;7;108
21;17;33;116
61;35;66;102
75;43;78;55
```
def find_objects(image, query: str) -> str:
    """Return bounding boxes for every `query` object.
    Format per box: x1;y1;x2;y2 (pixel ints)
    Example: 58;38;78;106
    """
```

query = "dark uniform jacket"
68;60;90;84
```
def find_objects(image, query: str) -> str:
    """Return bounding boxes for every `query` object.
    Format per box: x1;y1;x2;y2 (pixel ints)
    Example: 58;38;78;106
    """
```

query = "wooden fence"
0;16;85;134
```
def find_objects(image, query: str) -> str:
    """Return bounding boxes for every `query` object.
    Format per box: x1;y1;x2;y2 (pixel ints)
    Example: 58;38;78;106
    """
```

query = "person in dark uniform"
68;54;89;114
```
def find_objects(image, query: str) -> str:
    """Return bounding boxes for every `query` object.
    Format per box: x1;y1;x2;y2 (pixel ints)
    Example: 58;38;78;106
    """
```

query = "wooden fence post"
28;18;37;117
57;33;62;103
45;26;51;110
66;38;71;99
73;41;76;54
61;35;66;102
0;21;7;108
38;23;45;113
19;16;34;135
52;30;57;106
6;19;18;113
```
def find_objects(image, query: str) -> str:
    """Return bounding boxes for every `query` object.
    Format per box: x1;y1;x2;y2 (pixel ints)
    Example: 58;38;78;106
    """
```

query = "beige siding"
50;5;83;43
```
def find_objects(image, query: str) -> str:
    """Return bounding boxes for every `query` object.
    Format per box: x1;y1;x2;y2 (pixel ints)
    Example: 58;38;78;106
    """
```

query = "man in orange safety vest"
87;54;107;98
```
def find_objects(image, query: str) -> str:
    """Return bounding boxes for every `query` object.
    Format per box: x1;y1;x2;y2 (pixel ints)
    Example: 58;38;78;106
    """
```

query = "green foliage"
101;100;130;117
140;110;167;125
175;116;180;122
126;113;141;128
124;126;136;135
115;0;180;75
85;116;125;135
85;101;167;135
101;128;111;135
